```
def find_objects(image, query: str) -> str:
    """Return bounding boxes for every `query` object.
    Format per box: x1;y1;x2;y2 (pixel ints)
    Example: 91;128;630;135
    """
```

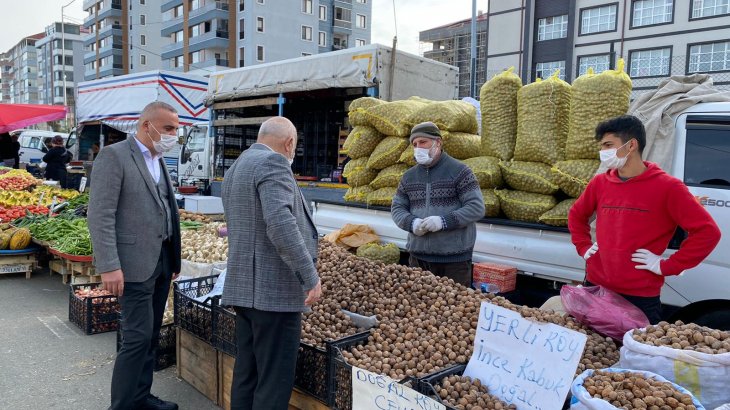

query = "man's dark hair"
594;115;646;154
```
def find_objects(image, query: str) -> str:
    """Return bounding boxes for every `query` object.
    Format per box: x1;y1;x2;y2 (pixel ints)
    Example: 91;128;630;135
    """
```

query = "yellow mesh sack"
370;163;410;189
480;67;522;161
343;157;378;187
499;160;559;195
367;137;410;170
494;189;557;223
462;156;503;189
539;199;576;227
442;131;481;160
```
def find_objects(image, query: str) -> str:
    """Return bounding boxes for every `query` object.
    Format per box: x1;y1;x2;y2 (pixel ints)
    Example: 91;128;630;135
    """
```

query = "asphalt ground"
0;269;220;410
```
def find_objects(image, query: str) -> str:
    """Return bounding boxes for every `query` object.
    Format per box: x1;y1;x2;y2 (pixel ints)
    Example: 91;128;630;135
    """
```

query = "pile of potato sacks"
302;241;620;408
343;61;633;227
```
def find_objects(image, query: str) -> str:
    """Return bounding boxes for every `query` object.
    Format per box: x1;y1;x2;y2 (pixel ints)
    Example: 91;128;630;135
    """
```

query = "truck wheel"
668;299;730;330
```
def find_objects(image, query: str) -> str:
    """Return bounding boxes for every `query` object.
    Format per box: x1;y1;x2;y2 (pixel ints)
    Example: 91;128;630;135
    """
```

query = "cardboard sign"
352;366;445;410
79;177;87;193
464;303;587;410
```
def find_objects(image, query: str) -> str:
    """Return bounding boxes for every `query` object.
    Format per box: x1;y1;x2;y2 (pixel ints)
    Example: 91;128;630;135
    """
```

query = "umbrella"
0;104;68;134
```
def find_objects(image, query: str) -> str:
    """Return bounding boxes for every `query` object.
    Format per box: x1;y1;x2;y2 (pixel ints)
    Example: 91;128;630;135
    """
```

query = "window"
356;0;366;3
689;41;730;73
190;0;200;10
257;45;264;61
256;17;264;32
683;120;730;189
140;54;146;65
140;34;146;46
191;51;203;63
257;0;264;4
302;0;312;14
356;14;366;29
173;30;183;42
692;0;730;18
140;14;146;25
239;19;245;39
580;4;618;34
632;0;673;27
239;47;245;66
578;54;611;76
140;0;145;4
629;47;671;77
302;52;312;56
335;7;351;21
301;25;312;41
537;15;568;41
318;31;327;47
173;55;184;67
174;5;183;17
535;60;566;80
356;39;366;47
319;5;327;20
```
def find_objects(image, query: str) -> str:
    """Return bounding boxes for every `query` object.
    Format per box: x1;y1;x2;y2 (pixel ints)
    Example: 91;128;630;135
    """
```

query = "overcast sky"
0;0;489;56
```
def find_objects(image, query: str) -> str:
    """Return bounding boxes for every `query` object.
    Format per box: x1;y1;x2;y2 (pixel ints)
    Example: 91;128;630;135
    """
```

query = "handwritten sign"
464;303;587;410
79;177;87;193
352;366;445;410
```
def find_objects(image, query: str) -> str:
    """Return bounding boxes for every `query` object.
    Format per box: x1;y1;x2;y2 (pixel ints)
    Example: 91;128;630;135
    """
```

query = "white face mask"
599;140;631;170
414;142;438;165
148;123;178;154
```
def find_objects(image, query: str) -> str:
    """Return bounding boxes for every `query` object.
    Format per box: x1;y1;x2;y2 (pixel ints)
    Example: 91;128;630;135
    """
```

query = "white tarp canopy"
206;44;459;103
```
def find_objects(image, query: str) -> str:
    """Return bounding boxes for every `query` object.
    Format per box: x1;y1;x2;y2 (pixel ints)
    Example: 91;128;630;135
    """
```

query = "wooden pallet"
51;257;98;284
0;254;36;279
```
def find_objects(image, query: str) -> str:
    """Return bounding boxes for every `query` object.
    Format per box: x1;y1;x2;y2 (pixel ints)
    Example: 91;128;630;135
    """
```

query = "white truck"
179;44;460;189
312;102;730;328
68;70;210;183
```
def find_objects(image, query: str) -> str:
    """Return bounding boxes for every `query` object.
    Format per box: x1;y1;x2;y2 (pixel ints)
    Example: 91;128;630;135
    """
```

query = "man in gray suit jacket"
222;116;322;410
88;102;182;410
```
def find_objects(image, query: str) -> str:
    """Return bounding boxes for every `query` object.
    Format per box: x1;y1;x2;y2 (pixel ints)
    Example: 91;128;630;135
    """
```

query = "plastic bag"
323;223;379;250
561;285;649;340
620;328;730;408
570;368;706;410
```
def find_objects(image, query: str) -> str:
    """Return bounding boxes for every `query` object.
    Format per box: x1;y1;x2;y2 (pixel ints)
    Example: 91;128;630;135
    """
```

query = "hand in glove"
632;249;663;275
421;216;444;232
583;242;599;260
411;218;427;236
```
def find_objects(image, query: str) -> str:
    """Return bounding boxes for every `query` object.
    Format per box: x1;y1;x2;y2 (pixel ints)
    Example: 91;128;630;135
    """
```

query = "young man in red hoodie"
568;115;721;324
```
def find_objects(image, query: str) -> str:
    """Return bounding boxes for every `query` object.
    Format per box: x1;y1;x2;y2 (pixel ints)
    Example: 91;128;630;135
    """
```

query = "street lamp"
62;0;79;130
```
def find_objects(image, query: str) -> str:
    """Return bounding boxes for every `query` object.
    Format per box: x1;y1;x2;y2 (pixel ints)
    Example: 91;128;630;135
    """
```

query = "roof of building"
422;13;489;33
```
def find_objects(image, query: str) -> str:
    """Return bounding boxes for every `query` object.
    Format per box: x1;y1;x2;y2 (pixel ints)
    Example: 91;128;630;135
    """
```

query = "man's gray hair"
258;117;296;141
140;101;177;121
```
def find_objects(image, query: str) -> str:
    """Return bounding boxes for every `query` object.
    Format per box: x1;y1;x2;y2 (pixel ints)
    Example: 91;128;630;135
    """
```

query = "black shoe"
137;395;178;410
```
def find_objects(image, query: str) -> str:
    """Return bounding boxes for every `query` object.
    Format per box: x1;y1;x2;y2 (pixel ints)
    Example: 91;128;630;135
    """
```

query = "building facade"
36;22;86;109
420;13;488;98
0;53;12;103
81;0;168;81
160;0;372;74
423;0;730;97
1;33;45;104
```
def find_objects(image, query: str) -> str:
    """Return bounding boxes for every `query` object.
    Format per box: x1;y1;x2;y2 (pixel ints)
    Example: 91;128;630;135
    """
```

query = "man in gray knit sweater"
391;122;485;286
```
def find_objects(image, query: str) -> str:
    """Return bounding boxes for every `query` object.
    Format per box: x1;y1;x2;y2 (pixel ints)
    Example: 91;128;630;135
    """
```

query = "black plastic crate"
294;331;371;406
418;364;467;410
329;332;381;410
116;323;177;371
68;283;120;335
213;305;236;356
173;274;219;343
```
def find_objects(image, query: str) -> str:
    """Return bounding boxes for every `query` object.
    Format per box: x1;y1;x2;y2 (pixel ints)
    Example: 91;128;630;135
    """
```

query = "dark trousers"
409;255;473;287
231;307;302;410
584;280;663;324
111;243;172;410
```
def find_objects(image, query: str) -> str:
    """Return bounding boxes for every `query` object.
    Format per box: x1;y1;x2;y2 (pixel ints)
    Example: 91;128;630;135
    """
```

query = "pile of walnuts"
582;370;697;409
632;321;730;354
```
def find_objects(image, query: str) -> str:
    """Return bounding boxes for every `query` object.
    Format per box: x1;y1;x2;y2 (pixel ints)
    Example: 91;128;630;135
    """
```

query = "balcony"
161;0;183;13
161;16;184;37
334;0;353;4
332;20;352;35
188;30;229;53
97;5;123;22
189;1;230;27
93;23;123;43
161;42;184;60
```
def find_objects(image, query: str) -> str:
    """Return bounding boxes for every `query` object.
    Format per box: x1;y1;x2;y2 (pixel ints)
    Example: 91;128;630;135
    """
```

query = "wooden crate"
176;328;218;404
216;351;330;410
0;254;37;279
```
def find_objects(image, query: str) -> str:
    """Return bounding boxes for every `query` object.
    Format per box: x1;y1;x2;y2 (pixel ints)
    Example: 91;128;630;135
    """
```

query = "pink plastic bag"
560;285;649;340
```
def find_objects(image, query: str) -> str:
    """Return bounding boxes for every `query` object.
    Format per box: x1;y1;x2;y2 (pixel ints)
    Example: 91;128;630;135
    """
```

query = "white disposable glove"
583;242;598;260
421;216;444;232
632;249;663;275
411;218;427;236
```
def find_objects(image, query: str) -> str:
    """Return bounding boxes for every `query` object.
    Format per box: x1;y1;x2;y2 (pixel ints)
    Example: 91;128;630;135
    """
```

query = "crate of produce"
68;282;120;335
213;305;236;356
173;274;219;344
329;332;390;410
472;262;517;293
116;322;177;371
419;364;518;410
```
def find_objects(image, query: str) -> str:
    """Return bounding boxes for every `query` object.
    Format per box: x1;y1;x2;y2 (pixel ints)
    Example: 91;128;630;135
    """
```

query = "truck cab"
178;122;213;188
311;102;730;327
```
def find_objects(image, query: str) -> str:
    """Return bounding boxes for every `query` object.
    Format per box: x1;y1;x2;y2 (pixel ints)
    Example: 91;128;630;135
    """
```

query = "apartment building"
160;0;372;74
0;53;12;103
82;0;168;81
425;0;730;97
1;33;45;104
420;13;489;98
36;22;86;109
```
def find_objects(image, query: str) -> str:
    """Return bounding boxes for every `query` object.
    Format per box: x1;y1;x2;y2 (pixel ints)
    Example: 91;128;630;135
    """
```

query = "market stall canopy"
0;104;67;133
